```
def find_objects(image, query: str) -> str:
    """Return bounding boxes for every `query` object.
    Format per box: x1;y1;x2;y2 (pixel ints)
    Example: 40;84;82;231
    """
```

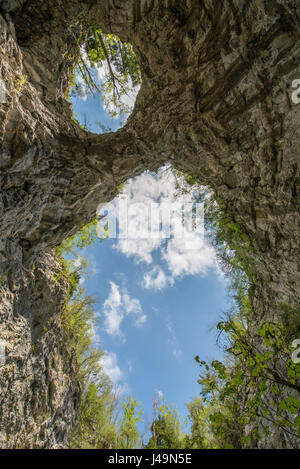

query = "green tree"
56;217;109;257
146;401;184;449
184;397;214;449
67;16;141;117
70;379;120;449
118;396;143;449
192;195;300;448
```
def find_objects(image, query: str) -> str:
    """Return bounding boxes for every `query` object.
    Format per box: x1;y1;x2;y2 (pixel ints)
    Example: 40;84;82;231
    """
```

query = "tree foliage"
191;196;300;448
146;400;185;449
118;396;143;449
55;218;109;258
54;228;145;449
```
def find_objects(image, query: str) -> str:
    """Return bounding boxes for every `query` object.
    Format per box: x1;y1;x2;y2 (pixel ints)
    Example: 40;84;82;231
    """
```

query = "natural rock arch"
0;0;299;448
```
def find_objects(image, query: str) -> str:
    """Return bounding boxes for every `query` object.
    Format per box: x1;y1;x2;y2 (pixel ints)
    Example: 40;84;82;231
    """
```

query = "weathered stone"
0;0;299;448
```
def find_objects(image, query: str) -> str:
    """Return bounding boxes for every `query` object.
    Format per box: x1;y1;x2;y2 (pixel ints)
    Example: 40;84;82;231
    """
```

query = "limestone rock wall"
0;250;80;448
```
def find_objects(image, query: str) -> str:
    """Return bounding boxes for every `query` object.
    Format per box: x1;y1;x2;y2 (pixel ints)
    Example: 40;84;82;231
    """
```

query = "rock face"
0;0;299;448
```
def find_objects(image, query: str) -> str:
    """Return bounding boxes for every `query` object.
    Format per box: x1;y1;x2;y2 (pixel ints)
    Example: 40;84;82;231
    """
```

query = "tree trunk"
0;0;299;448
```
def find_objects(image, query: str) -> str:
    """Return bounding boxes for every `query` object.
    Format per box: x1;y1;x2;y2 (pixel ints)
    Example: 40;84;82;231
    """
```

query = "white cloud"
110;166;219;291
134;314;147;327
70;255;85;271
100;351;131;396
114;238;160;264
103;282;123;337
155;389;164;401
110;166;217;290
162;235;216;278
113;167;202;259
123;292;142;315
97;167;225;296
172;348;182;358
123;291;146;326
97;61;108;81
143;266;174;291
72;252;98;286
103;282;146;337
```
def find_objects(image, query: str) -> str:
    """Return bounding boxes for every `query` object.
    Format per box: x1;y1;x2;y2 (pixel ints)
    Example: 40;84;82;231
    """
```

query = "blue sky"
71;85;231;437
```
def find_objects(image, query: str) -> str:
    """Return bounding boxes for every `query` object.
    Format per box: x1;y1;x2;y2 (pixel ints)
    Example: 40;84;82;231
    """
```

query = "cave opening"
68;27;141;134
59;163;234;445
1;1;299;449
